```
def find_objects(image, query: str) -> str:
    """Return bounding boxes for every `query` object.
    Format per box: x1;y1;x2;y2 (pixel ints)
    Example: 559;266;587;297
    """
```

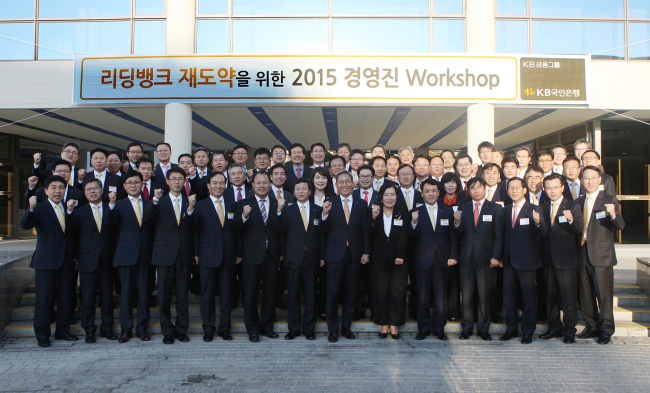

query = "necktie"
550;202;559;225
571;182;578;200
463;181;468;190
486;188;493;201
474;202;480;226
93;205;102;233
343;198;350;224
374;179;380;191
296;168;301;179
531;195;538;206
199;170;204;179
133;198;142;226
300;204;308;231
142;183;149;199
237;188;243;202
363;190;369;203
97;172;103;187
185;179;190;196
68;171;73;186
259;199;267;224
55;204;65;232
429;205;436;230
174;197;181;224
216;199;225;227
277;189;282;200
581;196;590;245
162;164;168;178
512;204;519;228
404;190;411;210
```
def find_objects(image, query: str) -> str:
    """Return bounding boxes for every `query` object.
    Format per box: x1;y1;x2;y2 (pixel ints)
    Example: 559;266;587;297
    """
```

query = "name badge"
440;219;449;226
109;186;117;193
483;215;492;222
394;219;403;226
520;218;530;225
75;200;79;206
372;204;380;209
313;219;319;226
452;206;458;212
416;203;423;208
598;185;605;191
288;202;294;206
596;211;606;219
558;216;568;223
227;212;234;219
496;201;504;207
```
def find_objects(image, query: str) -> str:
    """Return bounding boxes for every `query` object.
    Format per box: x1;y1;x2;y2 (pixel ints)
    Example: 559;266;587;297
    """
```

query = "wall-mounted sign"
72;54;590;106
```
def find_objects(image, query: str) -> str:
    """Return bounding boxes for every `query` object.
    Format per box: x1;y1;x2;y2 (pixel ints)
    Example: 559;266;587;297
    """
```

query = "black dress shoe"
163;335;174;344
85;334;96;343
284;333;296;340
305;332;316;340
137;332;151;341
275;301;288;310
491;315;502;324
577;328;598;339
480;332;492;341
437;332;448;341
379;332;388;339
328;332;338;343
174;332;190;342
499;331;519;341
564;335;576;344
597;332;611;345
54;333;79;341
521;335;533;344
249;334;260;343
203;333;214;342
539;330;562;340
319;314;327;321
37;340;51;347
264;331;279;339
221;333;233;341
341;329;356;340
459;331;471;340
448;317;459;323
118;329;132;344
100;330;118;340
415;332;427;340
353;311;366;320
391;333;401;340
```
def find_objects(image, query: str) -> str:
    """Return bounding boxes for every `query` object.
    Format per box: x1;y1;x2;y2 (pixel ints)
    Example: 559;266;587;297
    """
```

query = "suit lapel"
45;201;64;234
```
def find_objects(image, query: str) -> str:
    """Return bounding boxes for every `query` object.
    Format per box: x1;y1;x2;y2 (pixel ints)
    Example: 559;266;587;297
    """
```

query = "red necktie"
512;204;519;228
296;167;301;179
185;179;190;196
143;183;149;199
237;187;243;202
463;181;468;190
474;202;480;226
363;190;369;203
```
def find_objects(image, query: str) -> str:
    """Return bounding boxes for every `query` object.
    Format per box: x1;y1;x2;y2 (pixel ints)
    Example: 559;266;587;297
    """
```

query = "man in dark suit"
32;142;82;186
188;171;238;342
285;143;313;192
319;171;371;342
177;153;203;199
576;166;625;345
234;171;282;342
25;160;85;208
408;179;458;341
193;147;211;182
483;163;508;206
563;156;586;201
71;179;118;343
80;148;124;202
247;147;271;182
112;171;154;343
224;164;251;202
276;178;324;340
581;150;616;196
453;177;504;341
413;155;431;191
455;154;475;200
353;165;380;206
151;142;178;193
539;173;583;344
143;167;195;344
21;176;78;347
500;177;547;344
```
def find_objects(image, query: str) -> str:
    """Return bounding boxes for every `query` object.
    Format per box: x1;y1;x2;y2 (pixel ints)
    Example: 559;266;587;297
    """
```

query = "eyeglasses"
233;151;247;156
85;186;102;192
53;169;70;174
358;174;373;179
337;179;353;185
62;149;78;155
538;159;552;163
125;181;142;186
564;166;580;170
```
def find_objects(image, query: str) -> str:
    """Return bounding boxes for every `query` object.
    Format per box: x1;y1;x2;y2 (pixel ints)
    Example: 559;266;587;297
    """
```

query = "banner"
73;54;590;106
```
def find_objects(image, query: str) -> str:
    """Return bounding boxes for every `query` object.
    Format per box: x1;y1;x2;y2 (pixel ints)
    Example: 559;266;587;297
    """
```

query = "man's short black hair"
370;156;387;166
467;177;486;189
288;143;306;155
455;153;473;168
271;145;286;154
350;149;364;159
123;170;143;183
357;164;375;177
397;163;414;175
126;142;144;153
582;149;601;160
293;178;312;191
254;147;271;158
82;178;102;191
538;149;554;159
136;157;154;169
481;162;499;173
310;142;326;152
543;173;564;187
178;153;193;162
507;177;526;189
414;154;430;164
478;141;496;152
552;144;567;152
582;165;602;176
329;155;345;166
62;142;81;154
90;147;108;159
45;175;66;189
232;145;248;153
562;155;581;167
251;170;271;183
502;156;519;167
166;166;186;180
208;171;226;182
193;147;210;157
52;159;71;171
269;163;287;175
525;165;544;176
371;144;386;155
156;142;171;151
421;178;442;193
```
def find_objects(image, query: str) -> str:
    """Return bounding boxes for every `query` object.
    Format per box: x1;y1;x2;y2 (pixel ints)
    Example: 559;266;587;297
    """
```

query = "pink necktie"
512;204;519;228
185;179;190;196
296;168;301;179
237;187;243;202
474;202;480;226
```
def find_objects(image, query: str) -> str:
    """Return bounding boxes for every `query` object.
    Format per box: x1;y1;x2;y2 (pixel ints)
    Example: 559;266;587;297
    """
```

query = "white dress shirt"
89;201;103;219
383;213;392;237
93;169;107;187
359;188;374;204
209;194;225;214
128;194;143;212
583;190;599;239
271;185;285;200
517;168;527;179
313;193;326;207
529;190;542;205
400;187;415;210
511;199;525;224
321;194;353;221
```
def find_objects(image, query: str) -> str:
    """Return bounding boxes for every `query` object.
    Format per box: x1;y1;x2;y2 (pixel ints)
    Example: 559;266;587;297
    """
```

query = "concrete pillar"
165;103;193;159
593;120;602;155
467;104;495;164
466;0;496;54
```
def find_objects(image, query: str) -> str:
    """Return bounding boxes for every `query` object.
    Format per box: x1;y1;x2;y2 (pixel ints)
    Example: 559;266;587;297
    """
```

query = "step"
613;284;645;295
614;295;650;307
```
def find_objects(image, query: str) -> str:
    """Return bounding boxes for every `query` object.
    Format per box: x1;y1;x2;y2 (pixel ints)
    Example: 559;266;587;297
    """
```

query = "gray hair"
335;170;353;182
228;163;246;176
397;146;414;157
573;138;591;150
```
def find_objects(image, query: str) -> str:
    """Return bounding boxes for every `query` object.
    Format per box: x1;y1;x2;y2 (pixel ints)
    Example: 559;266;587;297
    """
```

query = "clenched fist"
189;166;197;178
562;210;573;222
28;176;38;189
605;203;616;217
188;194;196;211
78;168;86;180
33;152;42;165
153;188;163;200
67;199;76;213
108;191;116;205
454;210;462;225
322;201;332;216
277;198;285;213
242;205;252;218
372;205;380;220
411;211;419;225
29;196;37;211
532;210;540;225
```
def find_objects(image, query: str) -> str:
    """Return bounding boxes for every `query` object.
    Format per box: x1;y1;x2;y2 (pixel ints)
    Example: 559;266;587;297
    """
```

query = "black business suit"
369;207;409;327
439;193;465;321
525;189;551;320
81;170;124;202
502;201;547;336
284;165;313;193
224;185;251;203
188;196;238;336
33;162;79;185
454;199;504;334
112;196;153;334
577;191;625;336
408;202;458;335
541;197;583;338
143;193;194;337
563;179;587;201
353;188;380;207
20;200;76;343
485;184;509;320
319;195;371;333
269;188;296;305
396;187;424;320
234;194;282;336
24;185;84;209
311;190;337;318
151;162;178;194
353;187;380;319
276;201;324;335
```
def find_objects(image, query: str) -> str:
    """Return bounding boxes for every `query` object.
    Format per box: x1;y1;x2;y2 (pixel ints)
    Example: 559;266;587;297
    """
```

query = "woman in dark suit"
369;183;408;339
439;171;464;322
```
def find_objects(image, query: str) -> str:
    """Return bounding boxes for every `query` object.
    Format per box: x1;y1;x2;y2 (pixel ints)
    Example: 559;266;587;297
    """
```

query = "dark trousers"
460;257;496;334
536;264;548;320
156;255;190;337
286;259;317;334
546;264;578;337
355;262;372;317
189;264;201;294
118;258;150;334
242;253;277;335
491;266;503;319
34;262;75;342
200;264;234;335
447;263;461;320
276;264;287;304
407;247;418;318
416;265;449;334
371;262;408;327
316;264;327;316
147;265;156;299
503;265;537;336
326;247;360;332
79;257;114;334
579;244;615;335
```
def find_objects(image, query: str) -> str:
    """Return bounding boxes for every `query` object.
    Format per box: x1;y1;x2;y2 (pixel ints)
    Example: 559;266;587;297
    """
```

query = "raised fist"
372;205;380;220
29;196;37;211
277;198;285;212
78;168;86;180
108;191;116;205
322;201;332;215
189;166;197;178
188;194;196;210
411;211;419;225
247;169;254;179
562;210;573;222
454;210;462;224
532;210;540;225
153;188;163;200
67;199;76;213
242;205;252;218
33;152;42;165
28;176;38;189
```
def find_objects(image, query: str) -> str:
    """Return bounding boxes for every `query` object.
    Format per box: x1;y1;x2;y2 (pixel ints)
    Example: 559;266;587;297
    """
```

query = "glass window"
532;21;625;59
497;0;527;15
39;0;132;18
433;0;463;15
334;19;429;53
496;20;528;53
136;0;166;16
233;0;328;15
531;0;624;18
334;0;429;16
233;19;328;53
198;0;228;15
629;0;650;19
432;19;465;52
134;20;165;54
0;0;34;19
196;19;229;53
629;23;650;60
38;21;131;60
0;22;34;60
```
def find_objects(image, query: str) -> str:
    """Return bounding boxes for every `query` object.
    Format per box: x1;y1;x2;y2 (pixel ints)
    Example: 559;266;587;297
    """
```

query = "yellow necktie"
429;205;436;230
55;204;65;232
133;198;142;226
486;188;493;201
343;198;350;224
277;189;282;200
301;204;308;231
571;182;578;200
581;196;590;245
374;179;380;192
550;202;559;225
174;197;181;224
216;199;225;226
93;205;102;233
531;195;538;206
97;172;103;186
68;175;73;186
404;190;411;210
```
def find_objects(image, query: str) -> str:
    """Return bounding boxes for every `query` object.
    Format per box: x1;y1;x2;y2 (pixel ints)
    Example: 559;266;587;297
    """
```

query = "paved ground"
1;334;650;392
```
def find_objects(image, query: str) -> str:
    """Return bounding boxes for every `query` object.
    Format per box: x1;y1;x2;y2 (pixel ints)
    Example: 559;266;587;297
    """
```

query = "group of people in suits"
22;137;624;347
